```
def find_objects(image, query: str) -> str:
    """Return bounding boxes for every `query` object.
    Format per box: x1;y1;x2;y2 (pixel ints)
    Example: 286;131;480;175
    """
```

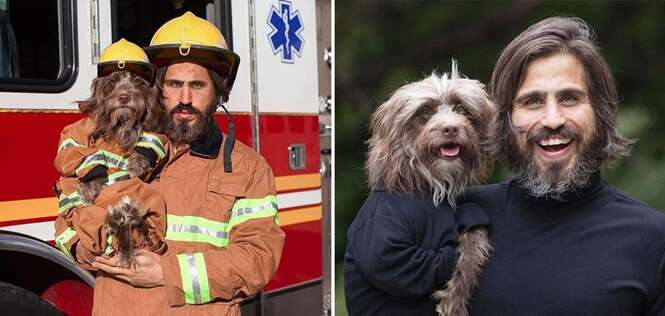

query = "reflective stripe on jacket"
154;138;284;315
91;122;285;316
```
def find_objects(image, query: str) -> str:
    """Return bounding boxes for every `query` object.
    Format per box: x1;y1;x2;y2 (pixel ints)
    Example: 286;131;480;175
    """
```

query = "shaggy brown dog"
365;62;494;316
76;70;166;266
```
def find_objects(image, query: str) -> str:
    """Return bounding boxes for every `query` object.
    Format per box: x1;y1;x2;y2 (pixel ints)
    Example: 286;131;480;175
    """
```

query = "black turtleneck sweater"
467;173;665;315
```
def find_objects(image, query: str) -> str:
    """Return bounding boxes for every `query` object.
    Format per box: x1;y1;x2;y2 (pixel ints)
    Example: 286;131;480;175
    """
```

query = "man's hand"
92;249;165;288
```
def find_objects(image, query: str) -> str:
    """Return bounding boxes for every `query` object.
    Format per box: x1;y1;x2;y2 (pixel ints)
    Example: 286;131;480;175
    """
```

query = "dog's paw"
78;181;104;205
105;196;149;267
126;151;152;178
106;196;148;230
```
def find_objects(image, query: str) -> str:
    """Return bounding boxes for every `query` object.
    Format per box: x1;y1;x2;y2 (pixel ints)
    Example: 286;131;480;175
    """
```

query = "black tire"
0;281;63;316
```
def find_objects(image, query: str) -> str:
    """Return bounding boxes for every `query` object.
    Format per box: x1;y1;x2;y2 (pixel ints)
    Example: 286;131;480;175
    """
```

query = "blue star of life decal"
267;0;304;63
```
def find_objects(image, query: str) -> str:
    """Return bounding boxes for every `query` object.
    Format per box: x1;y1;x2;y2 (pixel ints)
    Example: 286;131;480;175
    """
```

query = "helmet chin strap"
217;98;235;173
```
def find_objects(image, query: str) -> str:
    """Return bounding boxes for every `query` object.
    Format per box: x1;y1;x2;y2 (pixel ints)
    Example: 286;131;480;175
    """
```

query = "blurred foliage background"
335;1;665;314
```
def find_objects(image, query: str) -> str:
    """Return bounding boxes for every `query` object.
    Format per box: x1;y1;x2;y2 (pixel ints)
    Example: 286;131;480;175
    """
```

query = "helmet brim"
97;61;156;86
144;44;241;90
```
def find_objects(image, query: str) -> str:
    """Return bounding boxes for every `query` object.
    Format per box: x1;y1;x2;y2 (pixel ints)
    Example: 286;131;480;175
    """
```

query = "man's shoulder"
607;187;665;227
209;138;271;173
233;140;269;166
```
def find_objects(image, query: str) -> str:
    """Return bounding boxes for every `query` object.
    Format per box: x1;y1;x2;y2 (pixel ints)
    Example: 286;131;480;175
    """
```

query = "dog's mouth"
114;105;136;111
439;142;461;160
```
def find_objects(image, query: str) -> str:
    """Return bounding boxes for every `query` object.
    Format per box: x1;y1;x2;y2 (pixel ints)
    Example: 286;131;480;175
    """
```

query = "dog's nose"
118;94;130;104
442;126;459;137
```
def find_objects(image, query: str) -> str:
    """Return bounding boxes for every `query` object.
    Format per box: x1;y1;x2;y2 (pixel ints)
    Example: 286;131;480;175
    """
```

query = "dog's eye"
453;104;468;115
133;77;146;85
417;106;434;118
103;83;116;94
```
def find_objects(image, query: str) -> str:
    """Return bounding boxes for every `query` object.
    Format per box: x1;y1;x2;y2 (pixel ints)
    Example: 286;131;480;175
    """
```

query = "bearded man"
466;16;665;315
91;12;284;315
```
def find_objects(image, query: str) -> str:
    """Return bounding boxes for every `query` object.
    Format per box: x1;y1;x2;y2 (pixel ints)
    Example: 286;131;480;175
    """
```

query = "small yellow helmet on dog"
144;11;240;90
98;38;156;84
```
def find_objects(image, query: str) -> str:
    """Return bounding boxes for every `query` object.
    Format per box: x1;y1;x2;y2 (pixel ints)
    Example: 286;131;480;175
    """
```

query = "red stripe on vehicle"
259;115;320;176
265;219;322;290
0;112;252;201
0;112;82;201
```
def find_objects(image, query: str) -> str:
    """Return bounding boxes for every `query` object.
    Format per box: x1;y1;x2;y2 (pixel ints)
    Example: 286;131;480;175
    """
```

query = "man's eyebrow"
163;78;183;83
514;90;544;104
187;80;208;86
555;87;587;97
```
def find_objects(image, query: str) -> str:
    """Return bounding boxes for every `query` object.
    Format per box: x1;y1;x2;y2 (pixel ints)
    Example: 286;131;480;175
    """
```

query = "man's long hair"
489;16;634;171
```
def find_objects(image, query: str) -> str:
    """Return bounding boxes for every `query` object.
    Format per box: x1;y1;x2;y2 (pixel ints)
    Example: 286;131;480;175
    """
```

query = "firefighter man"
92;12;286;315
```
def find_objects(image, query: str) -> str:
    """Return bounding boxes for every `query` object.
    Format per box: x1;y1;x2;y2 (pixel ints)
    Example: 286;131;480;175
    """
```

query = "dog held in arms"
76;70;167;267
365;62;494;316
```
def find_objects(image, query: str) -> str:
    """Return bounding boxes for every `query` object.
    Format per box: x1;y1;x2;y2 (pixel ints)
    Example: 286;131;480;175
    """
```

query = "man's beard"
514;123;600;201
166;101;217;146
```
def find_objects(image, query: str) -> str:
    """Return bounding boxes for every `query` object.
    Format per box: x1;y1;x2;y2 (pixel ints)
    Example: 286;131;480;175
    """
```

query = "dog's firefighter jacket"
53;117;168;265
92;119;284;316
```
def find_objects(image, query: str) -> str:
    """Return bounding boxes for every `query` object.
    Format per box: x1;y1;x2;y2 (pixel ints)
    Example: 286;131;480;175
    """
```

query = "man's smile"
535;136;575;161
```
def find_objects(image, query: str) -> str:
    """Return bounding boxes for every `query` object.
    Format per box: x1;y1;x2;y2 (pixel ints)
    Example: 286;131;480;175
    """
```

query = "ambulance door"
249;0;324;315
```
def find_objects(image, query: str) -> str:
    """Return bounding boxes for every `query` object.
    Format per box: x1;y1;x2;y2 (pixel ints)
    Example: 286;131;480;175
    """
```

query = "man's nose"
540;98;565;129
178;86;193;104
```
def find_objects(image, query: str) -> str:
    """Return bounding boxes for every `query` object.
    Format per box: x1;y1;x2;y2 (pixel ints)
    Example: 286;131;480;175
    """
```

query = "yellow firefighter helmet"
144;11;241;90
98;38;156;84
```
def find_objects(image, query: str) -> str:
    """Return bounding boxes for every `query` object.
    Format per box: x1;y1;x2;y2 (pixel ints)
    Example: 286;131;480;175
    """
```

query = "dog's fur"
78;71;165;151
76;70;164;267
433;229;492;316
366;62;494;206
365;62;494;315
105;196;152;267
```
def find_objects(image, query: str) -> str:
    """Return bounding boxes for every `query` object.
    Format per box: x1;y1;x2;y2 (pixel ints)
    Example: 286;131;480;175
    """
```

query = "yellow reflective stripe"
58;191;83;214
105;170;130;186
55;227;77;258
229;195;278;227
76;150;128;173
194;253;211;303
136;133;166;159
165;215;229;247
166;195;279;247
166;231;228;247
58;138;84;152
177;254;195;304
177;253;211;304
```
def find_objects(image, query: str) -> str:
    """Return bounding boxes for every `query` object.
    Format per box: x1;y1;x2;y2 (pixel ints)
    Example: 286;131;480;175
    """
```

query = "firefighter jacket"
53;117;168;265
94;119;285;316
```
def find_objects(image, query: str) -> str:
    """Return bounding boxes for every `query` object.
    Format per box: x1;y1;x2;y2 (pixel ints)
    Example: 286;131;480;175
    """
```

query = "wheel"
0;281;63;316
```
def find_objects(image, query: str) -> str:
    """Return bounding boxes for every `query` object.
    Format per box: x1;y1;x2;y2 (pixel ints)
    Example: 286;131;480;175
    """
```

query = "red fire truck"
0;0;331;315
